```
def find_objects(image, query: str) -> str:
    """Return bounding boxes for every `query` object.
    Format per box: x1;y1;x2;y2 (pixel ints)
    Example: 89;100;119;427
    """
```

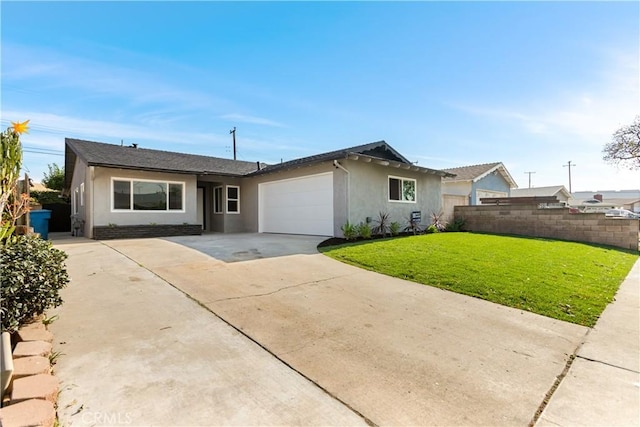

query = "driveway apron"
103;236;589;426
48;239;368;426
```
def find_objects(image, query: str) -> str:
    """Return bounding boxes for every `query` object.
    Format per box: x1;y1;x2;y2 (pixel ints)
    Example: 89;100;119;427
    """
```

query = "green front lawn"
320;233;638;327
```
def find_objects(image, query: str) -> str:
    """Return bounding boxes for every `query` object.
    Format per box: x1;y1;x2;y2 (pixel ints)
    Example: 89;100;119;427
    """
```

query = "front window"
389;176;416;202
134;181;167;210
112;179;184;211
226;185;240;213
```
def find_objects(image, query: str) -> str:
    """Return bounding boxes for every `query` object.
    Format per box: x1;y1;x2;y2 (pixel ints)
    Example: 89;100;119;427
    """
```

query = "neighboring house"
571;190;640;213
64;138;454;239
441;162;518;205
511;185;573;206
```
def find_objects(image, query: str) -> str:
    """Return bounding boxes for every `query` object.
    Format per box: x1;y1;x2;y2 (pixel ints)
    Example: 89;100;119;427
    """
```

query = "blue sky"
1;1;638;191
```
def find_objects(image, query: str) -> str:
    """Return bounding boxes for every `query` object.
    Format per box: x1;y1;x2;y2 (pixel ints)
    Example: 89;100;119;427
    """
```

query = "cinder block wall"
454;205;640;251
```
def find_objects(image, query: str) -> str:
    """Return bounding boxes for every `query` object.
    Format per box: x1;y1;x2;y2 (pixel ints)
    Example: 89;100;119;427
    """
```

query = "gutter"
333;160;350;225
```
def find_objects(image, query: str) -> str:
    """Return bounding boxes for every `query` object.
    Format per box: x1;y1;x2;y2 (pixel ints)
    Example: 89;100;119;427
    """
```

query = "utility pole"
563;161;576;193
524;171;536;189
229;127;237;160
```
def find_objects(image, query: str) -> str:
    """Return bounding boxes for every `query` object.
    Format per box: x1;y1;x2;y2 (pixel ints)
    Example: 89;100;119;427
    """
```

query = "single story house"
64;138;454;239
511;185;573;206
571;190;640;214
441;162;518;205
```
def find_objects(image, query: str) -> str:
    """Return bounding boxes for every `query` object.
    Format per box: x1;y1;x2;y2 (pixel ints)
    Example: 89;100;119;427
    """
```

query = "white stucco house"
64;138;454;239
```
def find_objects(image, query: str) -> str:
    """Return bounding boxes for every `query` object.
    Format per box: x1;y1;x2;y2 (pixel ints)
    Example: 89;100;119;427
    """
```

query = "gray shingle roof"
66;138;260;176
441;162;502;182
65;138;453;190
511;186;570;198
249;140;411;176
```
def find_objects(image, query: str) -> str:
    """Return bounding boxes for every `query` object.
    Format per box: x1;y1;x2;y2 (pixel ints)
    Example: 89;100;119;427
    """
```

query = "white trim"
80;182;85;206
110;177;186;213
226;185;240;214
388;175;417;203
73;187;79;214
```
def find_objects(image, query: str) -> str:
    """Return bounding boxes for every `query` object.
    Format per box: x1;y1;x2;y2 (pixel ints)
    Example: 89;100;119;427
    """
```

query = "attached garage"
258;172;334;236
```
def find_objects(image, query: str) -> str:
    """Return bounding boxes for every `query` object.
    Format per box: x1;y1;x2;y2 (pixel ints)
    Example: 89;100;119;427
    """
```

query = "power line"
563;161;576;193
524;171;536;189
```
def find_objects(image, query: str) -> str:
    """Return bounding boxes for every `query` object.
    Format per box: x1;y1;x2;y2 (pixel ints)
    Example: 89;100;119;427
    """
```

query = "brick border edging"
0;317;58;427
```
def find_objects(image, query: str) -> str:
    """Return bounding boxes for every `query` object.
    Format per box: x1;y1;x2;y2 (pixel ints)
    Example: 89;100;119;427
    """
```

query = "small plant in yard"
404;216;422;235
357;222;372;239
341;222;358;240
430;211;447;232
425;224;438;234
1;235;70;333
42;314;59;326
371;211;391;237
389;221;401;236
445;216;466;232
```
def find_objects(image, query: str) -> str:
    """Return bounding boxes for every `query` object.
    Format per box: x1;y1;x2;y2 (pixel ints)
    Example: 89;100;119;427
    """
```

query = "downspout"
333;160;350;225
88;166;94;238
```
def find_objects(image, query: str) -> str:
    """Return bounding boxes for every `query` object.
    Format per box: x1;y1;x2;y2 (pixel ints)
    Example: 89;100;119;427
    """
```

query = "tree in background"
603;116;640;170
42;163;65;191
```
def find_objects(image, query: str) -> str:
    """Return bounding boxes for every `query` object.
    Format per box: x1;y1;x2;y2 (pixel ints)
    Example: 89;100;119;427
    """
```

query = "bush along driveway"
321;232;639;327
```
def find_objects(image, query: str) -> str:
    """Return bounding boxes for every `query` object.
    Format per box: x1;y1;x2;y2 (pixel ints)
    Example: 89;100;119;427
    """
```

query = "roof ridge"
442;161;501;171
66;138;257;165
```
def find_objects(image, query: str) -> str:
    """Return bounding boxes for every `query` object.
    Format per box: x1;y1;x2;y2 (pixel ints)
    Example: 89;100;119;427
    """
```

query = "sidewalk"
536;258;640;426
48;239;367;426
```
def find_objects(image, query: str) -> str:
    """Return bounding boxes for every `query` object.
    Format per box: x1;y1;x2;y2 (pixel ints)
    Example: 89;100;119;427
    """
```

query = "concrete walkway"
48;239;367;426
536;259;640;426
48;234;638;426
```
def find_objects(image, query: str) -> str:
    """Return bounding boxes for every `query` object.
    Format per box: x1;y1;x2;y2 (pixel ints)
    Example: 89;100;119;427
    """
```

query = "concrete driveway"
163;233;326;262
87;234;589;426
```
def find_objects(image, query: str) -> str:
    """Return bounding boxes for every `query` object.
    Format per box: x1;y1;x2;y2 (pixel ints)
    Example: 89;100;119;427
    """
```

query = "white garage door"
259;172;334;236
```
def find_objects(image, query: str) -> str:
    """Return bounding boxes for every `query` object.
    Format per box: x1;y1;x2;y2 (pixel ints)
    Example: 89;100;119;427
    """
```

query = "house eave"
346;153;455;177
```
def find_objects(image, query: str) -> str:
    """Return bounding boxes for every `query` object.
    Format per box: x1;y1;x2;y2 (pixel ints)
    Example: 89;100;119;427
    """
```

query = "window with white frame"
112;178;184;211
226;185;240;213
388;176;416;202
213;186;223;214
80;183;85;206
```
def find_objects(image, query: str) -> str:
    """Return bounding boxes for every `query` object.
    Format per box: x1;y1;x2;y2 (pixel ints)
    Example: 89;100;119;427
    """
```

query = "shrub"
430;211;447;232
445;217;467;232
390;221;401;236
31;190;68;205
371;212;390;237
341;222;358;240
1;235;69;333
357;222;372;239
425;224;439;234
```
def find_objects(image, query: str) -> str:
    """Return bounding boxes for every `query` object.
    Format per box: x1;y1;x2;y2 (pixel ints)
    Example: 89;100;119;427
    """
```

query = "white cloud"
218;113;286;128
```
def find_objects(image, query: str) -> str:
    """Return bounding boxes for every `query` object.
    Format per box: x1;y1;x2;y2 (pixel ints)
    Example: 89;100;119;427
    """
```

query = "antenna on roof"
229;127;237;160
121;139;123;146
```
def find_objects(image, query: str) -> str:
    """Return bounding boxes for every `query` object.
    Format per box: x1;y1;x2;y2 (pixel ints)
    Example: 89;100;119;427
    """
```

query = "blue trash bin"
30;210;52;240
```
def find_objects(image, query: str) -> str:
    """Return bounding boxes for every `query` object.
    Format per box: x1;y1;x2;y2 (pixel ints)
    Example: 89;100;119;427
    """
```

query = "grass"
320;233;638;327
